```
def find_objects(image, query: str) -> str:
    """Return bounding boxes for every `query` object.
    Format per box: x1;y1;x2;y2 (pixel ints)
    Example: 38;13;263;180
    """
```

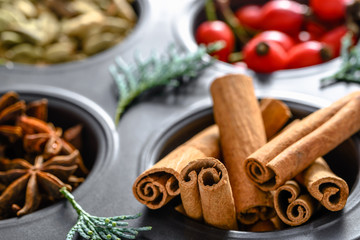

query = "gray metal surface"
0;0;360;239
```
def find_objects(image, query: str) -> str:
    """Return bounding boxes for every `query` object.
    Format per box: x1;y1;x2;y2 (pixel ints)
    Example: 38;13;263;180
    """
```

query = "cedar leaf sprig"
60;187;151;240
109;42;224;124
320;33;360;88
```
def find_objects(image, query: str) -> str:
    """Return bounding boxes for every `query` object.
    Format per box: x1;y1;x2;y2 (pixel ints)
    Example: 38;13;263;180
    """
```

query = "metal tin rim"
0;84;119;226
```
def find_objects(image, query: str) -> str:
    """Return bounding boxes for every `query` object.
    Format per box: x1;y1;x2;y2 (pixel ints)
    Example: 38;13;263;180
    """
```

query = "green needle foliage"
109;41;224;124
321;33;360;88
60;187;151;240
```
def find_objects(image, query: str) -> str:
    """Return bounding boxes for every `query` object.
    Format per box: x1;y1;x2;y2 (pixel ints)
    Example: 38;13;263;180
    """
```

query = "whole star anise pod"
0;150;79;218
18;115;88;176
0;91;25;125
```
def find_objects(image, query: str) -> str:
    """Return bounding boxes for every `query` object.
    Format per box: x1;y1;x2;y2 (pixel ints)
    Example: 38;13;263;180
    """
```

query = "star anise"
25;98;48;122
0;91;88;219
17;115;88;176
0;150;79;218
0;91;25;125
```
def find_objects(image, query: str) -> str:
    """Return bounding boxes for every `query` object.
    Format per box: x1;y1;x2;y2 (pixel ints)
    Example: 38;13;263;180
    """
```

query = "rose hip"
243;39;288;73
235;5;262;30
195;20;235;62
259;0;305;35
287;41;332;69
251;30;295;51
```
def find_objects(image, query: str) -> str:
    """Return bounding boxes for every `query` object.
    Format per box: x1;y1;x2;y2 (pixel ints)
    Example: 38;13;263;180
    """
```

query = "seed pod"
69;0;100;14
62;11;105;38
83;32;116;55
43;0;77;18
44;41;76;63
93;0;112;10
0;31;24;47
11;20;43;44
0;9;21;31
102;16;129;33
1;4;27;23
37;11;60;46
5;43;43;63
113;0;137;22
14;0;38;18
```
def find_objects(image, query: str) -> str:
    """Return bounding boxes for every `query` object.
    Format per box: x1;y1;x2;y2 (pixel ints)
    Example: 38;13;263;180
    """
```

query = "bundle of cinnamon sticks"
133;73;356;231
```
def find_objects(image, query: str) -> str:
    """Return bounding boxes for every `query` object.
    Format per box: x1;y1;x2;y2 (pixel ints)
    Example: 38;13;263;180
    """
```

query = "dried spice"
0;91;88;219
0;151;79;218
0;0;137;65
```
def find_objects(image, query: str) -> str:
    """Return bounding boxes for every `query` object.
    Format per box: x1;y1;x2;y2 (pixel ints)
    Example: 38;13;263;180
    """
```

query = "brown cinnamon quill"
210;74;274;225
245;91;360;191
132;125;220;209
296;158;349;211
260;98;292;140
274;180;318;226
179;157;238;230
245;216;283;232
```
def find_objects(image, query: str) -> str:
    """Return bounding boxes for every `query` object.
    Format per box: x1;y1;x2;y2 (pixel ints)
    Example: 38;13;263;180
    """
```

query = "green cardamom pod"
14;0;37;18
0;31;24;47
44;41;76;63
5;43;42;63
102;16;129;33
83;32;116;55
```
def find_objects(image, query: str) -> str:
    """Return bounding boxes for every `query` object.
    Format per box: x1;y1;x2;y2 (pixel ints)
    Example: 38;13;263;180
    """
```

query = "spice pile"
196;0;354;73
132;74;356;231
0;0;136;65
0;91;88;219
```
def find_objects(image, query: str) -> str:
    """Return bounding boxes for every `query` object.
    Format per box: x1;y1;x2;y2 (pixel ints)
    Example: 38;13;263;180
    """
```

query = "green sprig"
60;187;151;240
109;41;224;124
320;33;360;88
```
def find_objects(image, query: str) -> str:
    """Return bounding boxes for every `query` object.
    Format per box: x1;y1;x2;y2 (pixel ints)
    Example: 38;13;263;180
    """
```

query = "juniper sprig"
320;33;360;88
109;41;224;124
60;187;151;240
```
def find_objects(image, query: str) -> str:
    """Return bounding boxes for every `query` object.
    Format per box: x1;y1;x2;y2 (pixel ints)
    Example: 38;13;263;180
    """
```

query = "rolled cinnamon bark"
260;98;291;140
274;180;318;226
245;91;360;191
245;216;283;232
245;220;276;232
179;157;238;230
269;119;300;141
296;158;349;211
210;74;274;225
132;125;220;209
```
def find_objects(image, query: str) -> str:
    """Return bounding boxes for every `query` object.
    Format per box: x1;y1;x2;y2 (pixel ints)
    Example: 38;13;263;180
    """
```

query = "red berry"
287;41;332;69
310;0;346;21
195;20;235;62
235;5;262;29
244;40;288;73
320;25;348;57
260;0;305;35
251;30;295;51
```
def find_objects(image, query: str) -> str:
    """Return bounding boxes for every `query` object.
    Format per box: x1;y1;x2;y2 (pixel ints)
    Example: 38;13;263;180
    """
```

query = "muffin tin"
1;0;360;239
0;85;118;239
139;95;360;240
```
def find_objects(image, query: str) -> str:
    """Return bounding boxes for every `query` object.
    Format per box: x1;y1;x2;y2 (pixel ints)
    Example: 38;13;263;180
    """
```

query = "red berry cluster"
195;0;351;73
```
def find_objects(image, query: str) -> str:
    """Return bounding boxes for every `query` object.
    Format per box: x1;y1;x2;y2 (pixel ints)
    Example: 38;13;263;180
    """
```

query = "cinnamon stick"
274;180;318;226
179;157;238;230
210;74;274;225
296;158;349;211
245;216;284;232
132;125;220;209
245;220;276;232
269;119;300;140
245;91;360;191
260;98;291;140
